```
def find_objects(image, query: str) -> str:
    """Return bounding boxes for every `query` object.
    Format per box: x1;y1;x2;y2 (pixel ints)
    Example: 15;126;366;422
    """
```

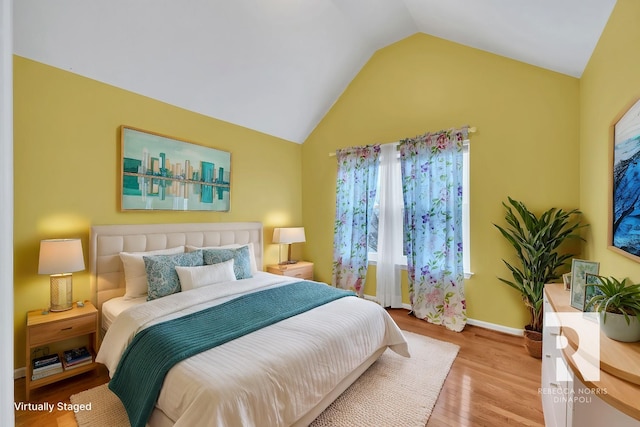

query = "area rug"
71;331;459;427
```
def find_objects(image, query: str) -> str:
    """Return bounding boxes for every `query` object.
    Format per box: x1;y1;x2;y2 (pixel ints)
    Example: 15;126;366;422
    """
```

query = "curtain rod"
328;126;476;157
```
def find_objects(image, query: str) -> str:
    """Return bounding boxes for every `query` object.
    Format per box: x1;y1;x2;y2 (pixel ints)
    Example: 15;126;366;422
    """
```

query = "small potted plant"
585;276;640;342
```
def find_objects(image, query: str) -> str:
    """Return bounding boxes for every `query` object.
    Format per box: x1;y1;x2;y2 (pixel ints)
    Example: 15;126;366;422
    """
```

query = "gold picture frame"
120;126;231;211
609;98;640;262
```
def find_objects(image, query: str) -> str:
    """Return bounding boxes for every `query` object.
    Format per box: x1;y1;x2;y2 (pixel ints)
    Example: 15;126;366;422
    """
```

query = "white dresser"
542;284;640;427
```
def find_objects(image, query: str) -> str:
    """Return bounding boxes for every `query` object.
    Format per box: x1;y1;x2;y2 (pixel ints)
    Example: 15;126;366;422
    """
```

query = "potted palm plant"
585;276;640;342
494;197;585;358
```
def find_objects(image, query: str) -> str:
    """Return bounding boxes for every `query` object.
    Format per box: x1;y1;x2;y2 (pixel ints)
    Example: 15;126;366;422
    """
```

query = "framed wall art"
570;259;600;311
610;98;640;261
121;126;231;211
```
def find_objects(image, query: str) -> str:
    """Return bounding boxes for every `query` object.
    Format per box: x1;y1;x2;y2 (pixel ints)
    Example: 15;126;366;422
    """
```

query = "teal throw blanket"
108;281;355;427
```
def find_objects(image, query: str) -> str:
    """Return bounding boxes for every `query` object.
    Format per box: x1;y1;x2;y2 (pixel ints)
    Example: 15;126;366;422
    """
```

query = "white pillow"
175;259;236;291
120;246;185;299
186;242;259;273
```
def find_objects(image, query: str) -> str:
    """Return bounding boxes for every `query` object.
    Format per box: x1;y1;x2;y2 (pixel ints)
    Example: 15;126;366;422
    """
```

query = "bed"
91;222;409;427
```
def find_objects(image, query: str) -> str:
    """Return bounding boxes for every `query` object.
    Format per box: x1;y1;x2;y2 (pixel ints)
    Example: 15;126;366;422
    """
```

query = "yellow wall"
301;33;581;329
13;56;303;368
580;0;640;281
21;17;628;366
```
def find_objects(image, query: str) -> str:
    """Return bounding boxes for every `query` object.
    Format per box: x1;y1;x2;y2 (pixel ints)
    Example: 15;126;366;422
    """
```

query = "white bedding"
101;295;146;331
97;272;409;427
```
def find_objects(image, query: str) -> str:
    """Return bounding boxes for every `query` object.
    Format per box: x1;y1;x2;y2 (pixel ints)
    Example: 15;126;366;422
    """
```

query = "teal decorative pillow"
144;250;204;300
203;246;252;280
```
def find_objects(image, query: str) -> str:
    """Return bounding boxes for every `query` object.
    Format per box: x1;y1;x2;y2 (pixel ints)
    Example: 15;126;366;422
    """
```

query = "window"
367;149;404;261
462;142;470;276
368;142;471;277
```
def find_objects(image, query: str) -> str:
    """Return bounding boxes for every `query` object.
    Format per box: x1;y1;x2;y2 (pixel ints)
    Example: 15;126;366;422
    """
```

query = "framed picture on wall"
570;259;600;311
120;126;231;211
610;98;640;262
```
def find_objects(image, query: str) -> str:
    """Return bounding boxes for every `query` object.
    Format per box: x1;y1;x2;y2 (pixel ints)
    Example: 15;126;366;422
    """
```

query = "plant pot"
600;312;640;342
523;328;543;358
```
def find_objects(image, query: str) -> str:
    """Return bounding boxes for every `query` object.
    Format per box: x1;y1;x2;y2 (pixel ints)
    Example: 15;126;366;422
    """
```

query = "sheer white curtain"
375;143;403;308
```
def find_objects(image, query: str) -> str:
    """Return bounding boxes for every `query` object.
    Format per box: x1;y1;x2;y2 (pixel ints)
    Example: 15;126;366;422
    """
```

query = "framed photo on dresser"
570;259;600;311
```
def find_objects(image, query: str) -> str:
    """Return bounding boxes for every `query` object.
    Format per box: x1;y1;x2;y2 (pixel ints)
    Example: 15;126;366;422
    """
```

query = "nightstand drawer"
29;314;96;347
267;261;314;280
280;264;313;280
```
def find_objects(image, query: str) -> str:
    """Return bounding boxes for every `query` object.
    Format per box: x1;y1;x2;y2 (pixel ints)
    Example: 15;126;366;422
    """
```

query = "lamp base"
50;306;73;312
277;243;300;265
50;274;73;312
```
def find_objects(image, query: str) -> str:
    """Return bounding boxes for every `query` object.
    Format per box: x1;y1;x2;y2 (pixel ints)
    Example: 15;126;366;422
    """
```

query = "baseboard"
365;294;524;336
466;318;523;336
14;367;25;380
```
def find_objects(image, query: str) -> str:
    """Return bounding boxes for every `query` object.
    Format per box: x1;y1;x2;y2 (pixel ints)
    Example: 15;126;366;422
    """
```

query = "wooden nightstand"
267;261;314;280
25;301;99;400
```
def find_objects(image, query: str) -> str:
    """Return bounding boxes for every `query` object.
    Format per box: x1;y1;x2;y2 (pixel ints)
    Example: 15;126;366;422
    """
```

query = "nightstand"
25;301;99;400
267;261;314;280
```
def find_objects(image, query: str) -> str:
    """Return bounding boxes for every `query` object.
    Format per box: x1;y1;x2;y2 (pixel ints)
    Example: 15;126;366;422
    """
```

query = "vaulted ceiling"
13;0;617;143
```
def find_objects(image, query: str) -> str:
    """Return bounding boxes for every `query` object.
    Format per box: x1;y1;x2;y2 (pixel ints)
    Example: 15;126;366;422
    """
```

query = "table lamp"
272;227;306;265
38;239;85;312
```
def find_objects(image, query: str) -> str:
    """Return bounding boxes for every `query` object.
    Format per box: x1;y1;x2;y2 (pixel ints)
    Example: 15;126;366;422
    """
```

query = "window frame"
367;141;472;278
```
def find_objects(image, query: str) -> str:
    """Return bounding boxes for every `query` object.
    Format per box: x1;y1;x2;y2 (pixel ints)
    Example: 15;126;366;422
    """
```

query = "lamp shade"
272;227;306;244
38;239;85;274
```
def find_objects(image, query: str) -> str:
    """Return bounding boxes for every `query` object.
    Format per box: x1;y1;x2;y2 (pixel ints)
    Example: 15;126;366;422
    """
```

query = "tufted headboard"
89;222;263;312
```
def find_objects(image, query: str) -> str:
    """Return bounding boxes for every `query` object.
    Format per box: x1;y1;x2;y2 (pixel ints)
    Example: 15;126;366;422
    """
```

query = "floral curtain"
399;128;467;331
332;144;380;296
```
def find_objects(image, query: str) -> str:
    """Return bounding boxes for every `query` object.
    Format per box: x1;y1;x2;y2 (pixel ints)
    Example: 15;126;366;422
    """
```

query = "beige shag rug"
71;331;459;427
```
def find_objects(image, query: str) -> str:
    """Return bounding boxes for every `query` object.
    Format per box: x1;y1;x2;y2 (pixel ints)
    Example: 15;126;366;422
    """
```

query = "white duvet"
97;272;409;427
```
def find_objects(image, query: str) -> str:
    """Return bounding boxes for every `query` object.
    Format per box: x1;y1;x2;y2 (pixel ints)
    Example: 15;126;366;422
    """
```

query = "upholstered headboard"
89;222;263;311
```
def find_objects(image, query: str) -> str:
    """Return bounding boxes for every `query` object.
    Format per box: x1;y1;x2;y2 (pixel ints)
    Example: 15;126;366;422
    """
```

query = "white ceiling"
13;0;617;143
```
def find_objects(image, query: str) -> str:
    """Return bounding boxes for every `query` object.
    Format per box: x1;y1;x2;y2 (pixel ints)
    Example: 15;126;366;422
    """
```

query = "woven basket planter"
523;328;542;359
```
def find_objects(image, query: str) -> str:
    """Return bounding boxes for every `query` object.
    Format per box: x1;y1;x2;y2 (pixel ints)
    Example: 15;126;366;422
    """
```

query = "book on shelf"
32;354;62;377
62;346;92;366
33;361;62;373
62;357;93;370
32;353;61;370
64;355;92;367
31;365;63;380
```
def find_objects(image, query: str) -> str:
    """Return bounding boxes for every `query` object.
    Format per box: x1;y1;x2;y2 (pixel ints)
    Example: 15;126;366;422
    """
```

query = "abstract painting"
121;126;231;211
611;99;640;260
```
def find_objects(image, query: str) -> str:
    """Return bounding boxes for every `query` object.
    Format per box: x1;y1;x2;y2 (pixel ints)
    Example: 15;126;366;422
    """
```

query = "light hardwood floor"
388;309;545;427
14;309;544;427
